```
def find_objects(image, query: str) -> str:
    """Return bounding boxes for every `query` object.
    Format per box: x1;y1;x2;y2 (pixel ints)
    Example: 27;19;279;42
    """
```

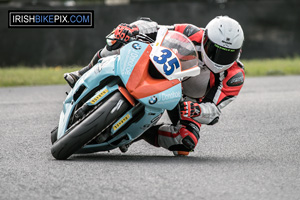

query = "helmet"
201;16;244;73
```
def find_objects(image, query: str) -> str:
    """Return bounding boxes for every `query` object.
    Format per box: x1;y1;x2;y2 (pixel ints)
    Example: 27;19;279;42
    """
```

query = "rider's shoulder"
174;24;202;33
174;24;204;44
231;59;245;70
226;60;245;76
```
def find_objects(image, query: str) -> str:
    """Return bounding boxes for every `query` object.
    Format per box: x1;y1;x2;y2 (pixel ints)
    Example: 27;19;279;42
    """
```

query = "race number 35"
153;49;180;75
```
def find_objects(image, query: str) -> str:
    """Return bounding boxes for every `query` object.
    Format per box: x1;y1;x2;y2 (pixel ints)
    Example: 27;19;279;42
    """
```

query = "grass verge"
0;66;81;87
243;57;300;76
0;57;300;87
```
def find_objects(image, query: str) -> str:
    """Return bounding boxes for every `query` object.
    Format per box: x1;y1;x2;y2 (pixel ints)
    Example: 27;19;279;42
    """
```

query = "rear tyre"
51;92;130;160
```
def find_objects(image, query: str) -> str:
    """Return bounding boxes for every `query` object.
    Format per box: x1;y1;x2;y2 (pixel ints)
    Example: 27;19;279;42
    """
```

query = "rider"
64;16;245;155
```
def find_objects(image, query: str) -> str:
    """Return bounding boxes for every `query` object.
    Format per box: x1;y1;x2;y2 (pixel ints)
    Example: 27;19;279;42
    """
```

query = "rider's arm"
130;17;159;37
101;20;202;58
193;61;245;125
174;24;204;56
100;18;159;58
100;47;121;58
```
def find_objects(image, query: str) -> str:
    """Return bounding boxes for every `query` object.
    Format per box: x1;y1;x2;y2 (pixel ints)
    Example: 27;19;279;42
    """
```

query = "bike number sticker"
153;49;180;76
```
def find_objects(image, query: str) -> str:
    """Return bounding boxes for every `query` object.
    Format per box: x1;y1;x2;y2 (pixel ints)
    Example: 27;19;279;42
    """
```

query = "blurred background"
0;0;299;67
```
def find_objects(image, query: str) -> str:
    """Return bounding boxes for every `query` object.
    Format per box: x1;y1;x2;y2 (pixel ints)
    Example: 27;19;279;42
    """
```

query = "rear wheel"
51;92;130;160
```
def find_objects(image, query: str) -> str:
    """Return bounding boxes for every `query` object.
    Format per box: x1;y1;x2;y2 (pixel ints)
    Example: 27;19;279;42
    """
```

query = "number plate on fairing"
150;46;182;80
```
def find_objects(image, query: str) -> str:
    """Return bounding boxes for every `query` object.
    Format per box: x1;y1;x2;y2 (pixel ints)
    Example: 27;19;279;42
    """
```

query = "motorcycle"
51;27;200;160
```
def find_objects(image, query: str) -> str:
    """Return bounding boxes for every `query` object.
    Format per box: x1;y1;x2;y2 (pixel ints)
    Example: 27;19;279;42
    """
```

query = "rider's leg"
142;117;201;155
64;47;122;88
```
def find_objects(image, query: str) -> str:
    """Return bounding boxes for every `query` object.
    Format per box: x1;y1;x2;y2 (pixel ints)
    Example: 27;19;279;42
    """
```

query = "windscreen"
161;31;199;70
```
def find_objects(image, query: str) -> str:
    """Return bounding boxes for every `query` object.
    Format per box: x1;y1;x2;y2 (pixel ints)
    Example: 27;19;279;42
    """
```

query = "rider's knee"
157;119;201;152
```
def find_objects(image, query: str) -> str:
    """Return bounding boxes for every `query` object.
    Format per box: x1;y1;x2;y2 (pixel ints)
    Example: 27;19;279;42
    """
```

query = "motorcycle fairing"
57;55;119;139
78;104;163;153
125;47;181;99
57;41;183;151
117;41;150;85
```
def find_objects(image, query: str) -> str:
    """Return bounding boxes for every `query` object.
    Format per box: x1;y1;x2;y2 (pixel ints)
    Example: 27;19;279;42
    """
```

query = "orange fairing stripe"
126;45;180;99
118;86;136;106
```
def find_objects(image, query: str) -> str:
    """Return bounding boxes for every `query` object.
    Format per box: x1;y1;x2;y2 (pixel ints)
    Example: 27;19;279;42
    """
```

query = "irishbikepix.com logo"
8;10;94;28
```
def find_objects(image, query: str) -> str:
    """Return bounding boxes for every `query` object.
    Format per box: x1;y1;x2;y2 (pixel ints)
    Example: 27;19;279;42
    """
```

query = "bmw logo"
132;43;141;50
149;96;157;104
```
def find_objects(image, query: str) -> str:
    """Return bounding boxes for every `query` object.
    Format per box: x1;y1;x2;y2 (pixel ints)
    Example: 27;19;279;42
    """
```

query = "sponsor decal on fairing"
121;50;139;76
132;43;141;50
149;96;158;104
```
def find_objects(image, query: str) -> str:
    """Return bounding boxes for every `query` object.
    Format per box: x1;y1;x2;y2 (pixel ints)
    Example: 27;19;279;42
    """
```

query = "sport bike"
51;28;200;160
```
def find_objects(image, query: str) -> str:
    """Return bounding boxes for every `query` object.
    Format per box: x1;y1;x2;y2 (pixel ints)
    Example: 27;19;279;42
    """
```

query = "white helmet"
201;16;244;73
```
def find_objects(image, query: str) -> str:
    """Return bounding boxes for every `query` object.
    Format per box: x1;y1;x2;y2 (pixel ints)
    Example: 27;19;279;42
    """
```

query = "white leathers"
182;62;210;98
183;65;237;125
182;64;221;125
157;124;181;149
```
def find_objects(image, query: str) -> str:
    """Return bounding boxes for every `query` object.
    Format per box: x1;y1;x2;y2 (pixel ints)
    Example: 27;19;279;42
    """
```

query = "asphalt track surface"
0;76;300;200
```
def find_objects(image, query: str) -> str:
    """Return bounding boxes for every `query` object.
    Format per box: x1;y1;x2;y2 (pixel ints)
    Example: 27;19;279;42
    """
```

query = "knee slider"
168;137;195;152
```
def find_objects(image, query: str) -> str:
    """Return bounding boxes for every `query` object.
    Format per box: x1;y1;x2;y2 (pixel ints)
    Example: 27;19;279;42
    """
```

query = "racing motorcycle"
51;27;200;160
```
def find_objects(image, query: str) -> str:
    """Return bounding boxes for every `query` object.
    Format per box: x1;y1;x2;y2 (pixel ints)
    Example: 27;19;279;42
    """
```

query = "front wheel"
51;92;130;160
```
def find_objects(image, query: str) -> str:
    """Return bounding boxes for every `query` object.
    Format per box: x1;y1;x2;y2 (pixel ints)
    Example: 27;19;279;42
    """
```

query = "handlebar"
105;25;175;46
157;25;175;30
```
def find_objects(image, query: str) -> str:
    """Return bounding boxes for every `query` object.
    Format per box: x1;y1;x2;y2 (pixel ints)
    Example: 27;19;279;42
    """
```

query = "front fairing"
58;55;118;139
119;42;182;110
117;42;149;85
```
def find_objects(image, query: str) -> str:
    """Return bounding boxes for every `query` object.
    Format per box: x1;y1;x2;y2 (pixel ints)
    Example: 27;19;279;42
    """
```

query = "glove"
180;101;201;118
114;23;139;43
106;23;139;51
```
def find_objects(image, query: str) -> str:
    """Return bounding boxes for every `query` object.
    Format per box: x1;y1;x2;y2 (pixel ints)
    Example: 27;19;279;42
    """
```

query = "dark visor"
203;31;240;65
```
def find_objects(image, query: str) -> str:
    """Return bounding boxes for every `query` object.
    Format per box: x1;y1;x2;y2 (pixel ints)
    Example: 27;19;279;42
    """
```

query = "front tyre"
51;126;58;144
51;92;130;160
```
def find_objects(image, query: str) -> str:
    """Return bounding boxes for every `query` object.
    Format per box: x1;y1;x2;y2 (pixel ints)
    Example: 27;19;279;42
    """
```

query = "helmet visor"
203;31;240;65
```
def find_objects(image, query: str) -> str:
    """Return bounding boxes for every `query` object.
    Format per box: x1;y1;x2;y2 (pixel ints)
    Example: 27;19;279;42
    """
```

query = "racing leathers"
69;18;245;154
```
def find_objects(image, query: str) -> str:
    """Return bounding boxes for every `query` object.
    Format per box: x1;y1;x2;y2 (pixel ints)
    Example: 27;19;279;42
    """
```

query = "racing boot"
64;71;81;88
64;65;91;88
64;49;102;88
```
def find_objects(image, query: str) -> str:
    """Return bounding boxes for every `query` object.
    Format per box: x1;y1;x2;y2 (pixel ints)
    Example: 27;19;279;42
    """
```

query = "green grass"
243;57;300;76
0;66;81;87
0;57;300;87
